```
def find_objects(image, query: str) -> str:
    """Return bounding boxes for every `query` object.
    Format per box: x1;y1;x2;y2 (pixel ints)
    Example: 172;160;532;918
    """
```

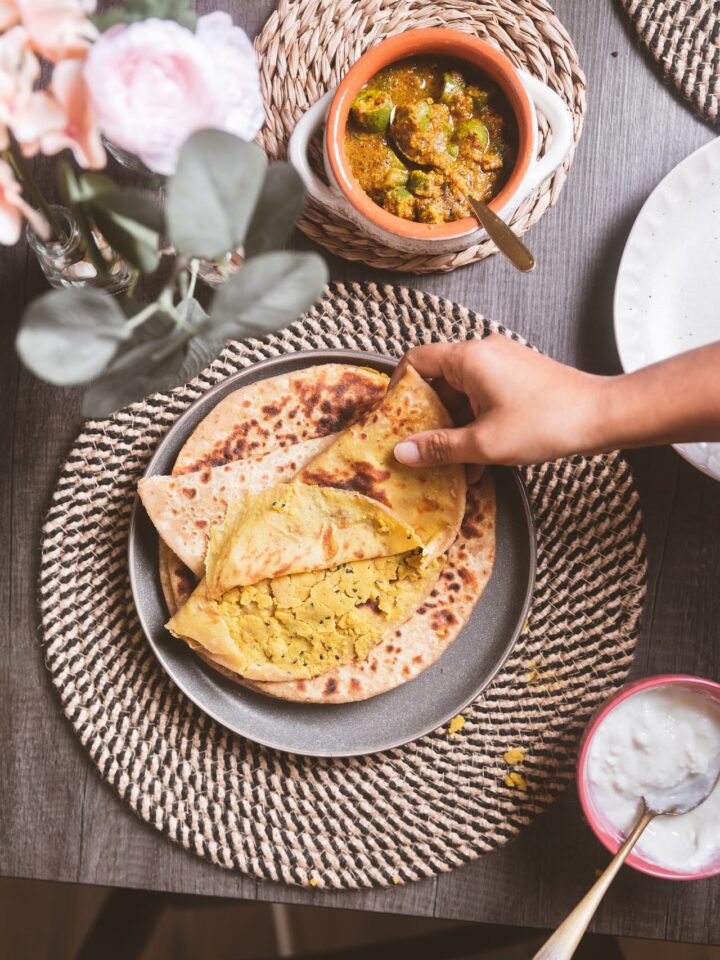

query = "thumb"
394;425;481;467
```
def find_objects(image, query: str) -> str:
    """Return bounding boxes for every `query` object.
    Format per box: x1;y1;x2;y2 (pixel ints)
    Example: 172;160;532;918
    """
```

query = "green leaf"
92;0;196;31
87;190;164;272
81;300;217;417
244;163;307;257
208;251;328;339
166;130;266;259
16;289;128;386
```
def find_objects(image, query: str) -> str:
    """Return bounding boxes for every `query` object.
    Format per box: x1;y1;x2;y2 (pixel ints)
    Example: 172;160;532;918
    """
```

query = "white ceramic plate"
614;137;720;481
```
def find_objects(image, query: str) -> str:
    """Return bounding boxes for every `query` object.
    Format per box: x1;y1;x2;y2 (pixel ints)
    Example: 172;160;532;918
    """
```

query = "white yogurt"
586;685;720;873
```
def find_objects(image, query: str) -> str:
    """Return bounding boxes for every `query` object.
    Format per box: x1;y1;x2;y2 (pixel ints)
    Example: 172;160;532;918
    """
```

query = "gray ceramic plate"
129;350;536;757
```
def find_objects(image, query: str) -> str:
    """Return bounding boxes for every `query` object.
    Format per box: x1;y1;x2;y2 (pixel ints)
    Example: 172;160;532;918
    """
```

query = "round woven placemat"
39;283;646;889
255;0;587;274
620;0;720;126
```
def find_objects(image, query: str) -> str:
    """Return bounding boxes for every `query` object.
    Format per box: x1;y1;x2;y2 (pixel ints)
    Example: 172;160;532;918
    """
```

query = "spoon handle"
468;198;535;273
532;807;655;960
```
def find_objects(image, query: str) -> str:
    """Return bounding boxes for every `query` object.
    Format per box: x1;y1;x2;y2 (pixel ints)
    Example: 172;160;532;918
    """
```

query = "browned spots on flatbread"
370;661;378;672
429;589;439;598
181;487;196;499
385;644;394;653
449;581;461;592
295;369;385;435
430;608;457;635
181;418;275;473
457;566;478;590
442;570;455;580
350;678;361;692
174;565;196;601
297;681;306;692
417;606;427;615
195;519;207;529
303;460;393;508
199;468;211;483
413;655;423;664
324;677;337;695
262;400;285;417
460;504;488;539
322;525;335;555
402;666;411;677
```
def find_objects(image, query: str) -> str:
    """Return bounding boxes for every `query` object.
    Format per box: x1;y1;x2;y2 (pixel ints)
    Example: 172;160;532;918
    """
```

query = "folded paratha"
204;484;422;595
144;359;495;703
139;435;335;576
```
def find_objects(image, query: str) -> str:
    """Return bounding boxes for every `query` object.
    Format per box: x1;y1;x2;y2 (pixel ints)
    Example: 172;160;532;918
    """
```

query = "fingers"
394;424;483;468
388;341;465;390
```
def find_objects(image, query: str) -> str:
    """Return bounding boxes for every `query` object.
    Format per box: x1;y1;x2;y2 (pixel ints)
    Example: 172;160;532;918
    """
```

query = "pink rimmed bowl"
577;674;720;880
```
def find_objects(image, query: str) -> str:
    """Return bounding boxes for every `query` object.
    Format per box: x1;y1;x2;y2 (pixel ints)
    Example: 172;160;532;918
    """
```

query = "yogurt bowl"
577;675;720;880
288;28;575;254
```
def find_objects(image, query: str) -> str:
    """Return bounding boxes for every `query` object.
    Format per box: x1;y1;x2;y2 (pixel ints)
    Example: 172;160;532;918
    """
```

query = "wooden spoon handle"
469;198;535;273
532;807;655;960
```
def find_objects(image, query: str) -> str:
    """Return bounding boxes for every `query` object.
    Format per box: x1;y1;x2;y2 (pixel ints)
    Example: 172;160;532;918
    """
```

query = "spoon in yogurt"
533;764;720;960
388;105;535;273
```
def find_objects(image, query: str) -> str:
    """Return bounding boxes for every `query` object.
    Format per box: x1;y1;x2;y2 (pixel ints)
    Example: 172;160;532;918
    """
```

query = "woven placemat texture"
39;283;646;889
255;0;587;274
620;1;720;126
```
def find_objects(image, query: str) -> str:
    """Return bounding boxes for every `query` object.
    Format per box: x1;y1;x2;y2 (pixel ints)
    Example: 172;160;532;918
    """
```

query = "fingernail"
394;441;420;465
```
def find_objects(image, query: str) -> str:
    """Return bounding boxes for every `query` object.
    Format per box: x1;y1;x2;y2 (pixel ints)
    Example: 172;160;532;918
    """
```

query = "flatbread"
166;550;441;683
299;365;466;561
161;478;496;702
173;364;388;476
247;477;495;702
150;361;494;704
204;485;422;595
140;435;335;575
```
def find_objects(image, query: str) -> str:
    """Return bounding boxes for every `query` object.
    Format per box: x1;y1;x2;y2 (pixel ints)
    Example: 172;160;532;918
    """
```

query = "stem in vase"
6;145;69;245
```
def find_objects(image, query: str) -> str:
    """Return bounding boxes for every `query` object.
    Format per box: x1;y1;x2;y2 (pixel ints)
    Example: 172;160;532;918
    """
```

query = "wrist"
572;373;620;455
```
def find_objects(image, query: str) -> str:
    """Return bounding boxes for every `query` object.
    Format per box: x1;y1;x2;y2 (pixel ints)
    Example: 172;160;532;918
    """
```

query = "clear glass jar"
26;205;133;294
103;138;155;177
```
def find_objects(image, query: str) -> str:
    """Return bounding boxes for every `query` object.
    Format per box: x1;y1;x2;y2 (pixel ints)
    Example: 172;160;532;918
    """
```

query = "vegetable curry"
345;57;517;224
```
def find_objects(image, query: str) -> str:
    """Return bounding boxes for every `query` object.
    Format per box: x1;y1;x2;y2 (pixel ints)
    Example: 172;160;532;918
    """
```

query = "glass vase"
26;205;133;294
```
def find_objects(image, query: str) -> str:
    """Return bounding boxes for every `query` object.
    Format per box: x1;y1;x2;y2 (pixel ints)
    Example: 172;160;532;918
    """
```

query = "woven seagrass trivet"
255;0;587;274
39;283;646;889
620;0;720;126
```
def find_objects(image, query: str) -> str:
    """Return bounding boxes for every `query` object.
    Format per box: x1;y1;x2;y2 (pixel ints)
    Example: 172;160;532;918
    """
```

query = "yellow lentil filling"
213;551;437;678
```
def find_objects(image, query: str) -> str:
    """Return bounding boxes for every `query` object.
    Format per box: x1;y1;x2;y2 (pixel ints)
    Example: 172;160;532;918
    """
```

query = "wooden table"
2;0;719;947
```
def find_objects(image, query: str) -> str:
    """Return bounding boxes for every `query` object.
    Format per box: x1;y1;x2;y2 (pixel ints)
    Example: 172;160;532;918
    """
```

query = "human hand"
392;336;608;472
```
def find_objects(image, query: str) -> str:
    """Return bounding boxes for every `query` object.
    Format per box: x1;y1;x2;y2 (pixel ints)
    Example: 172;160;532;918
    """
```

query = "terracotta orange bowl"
289;28;575;254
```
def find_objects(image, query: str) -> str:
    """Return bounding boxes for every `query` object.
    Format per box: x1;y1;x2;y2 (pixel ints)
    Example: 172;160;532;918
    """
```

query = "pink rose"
84;14;264;176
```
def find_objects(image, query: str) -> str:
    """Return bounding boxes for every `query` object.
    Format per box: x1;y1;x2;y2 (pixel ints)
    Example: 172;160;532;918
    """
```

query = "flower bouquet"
7;0;327;416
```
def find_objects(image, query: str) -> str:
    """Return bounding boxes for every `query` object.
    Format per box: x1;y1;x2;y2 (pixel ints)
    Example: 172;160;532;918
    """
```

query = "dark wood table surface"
2;0;719;946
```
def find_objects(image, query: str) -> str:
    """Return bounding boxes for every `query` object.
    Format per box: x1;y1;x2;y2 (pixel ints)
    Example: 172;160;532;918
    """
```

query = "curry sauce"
344;56;517;224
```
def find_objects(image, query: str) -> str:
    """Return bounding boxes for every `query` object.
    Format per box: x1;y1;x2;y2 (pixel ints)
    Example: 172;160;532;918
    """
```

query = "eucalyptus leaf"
92;0;196;30
244;163;307;258
16;289;128;386
88;191;164;272
76;173;118;202
166;130;266;259
209;251;328;339
82;300;216;417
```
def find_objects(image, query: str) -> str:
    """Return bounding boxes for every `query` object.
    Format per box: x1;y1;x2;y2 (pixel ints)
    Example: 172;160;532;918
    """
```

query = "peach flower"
84;14;264;175
0;157;48;243
0;0;19;30
0;25;63;150
37;58;105;167
18;0;97;62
